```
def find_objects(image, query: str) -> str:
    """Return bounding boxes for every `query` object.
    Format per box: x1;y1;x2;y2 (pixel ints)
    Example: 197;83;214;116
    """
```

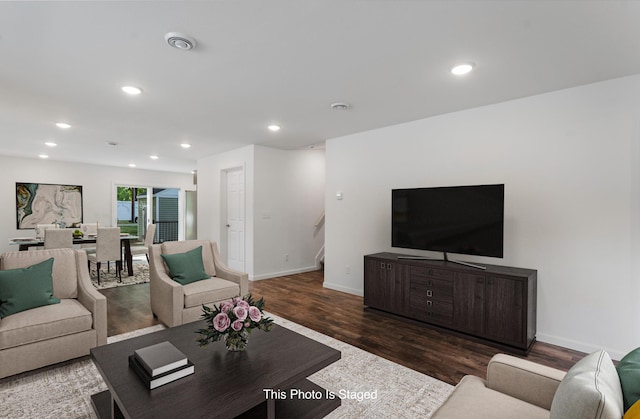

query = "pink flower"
248;306;262;322
213;313;230;332
236;300;250;309
233;306;248;321
219;301;234;313
231;320;244;331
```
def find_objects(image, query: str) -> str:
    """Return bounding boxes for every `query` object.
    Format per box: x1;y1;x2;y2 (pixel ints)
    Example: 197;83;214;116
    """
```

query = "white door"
226;167;245;271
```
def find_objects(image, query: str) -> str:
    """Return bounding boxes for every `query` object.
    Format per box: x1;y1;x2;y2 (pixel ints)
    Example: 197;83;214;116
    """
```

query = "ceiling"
1;1;640;174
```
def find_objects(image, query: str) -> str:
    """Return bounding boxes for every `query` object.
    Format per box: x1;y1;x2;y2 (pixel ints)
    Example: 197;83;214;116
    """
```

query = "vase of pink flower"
196;294;274;351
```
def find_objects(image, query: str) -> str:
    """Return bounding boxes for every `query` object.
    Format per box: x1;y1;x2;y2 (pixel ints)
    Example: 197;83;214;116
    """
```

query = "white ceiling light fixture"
45;142;57;147
451;63;475;76
38;154;48;159
165;32;197;51
150;155;159;160
268;124;281;132
128;163;136;168
55;122;71;129
122;86;142;95
331;102;350;110
180;143;191;148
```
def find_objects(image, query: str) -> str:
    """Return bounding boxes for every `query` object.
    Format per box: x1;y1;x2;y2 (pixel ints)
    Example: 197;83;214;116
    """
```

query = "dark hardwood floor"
100;270;585;386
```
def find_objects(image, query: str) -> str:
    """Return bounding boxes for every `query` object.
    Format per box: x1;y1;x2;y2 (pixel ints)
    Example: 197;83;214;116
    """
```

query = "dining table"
9;235;140;277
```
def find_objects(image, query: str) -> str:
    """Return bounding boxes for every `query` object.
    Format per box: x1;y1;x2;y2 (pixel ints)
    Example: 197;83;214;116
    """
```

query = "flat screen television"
391;184;504;258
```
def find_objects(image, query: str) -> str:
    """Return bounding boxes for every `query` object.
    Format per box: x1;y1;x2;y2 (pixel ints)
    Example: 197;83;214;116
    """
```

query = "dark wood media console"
364;252;537;353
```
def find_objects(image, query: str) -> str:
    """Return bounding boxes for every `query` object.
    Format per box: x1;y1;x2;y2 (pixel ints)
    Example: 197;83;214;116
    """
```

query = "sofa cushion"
431;375;550;419
161;240;216;277
0;258;60;318
0;299;93;349
617;347;640;412
183;278;240;308
550;350;623;419
0;248;78;299
161;246;210;285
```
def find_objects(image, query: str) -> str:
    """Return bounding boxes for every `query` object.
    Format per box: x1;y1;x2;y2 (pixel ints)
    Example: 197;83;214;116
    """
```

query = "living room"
2;1;640;418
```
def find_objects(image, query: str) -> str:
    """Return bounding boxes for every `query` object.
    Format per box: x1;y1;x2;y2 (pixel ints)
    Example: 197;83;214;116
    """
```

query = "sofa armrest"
74;250;107;346
149;245;185;327
210;242;249;296
487;353;566;410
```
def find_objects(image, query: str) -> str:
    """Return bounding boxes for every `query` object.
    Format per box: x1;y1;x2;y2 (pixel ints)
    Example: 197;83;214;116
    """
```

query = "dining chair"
35;224;57;239
44;229;73;249
86;227;122;284
79;223;99;236
78;222;99;251
130;223;156;263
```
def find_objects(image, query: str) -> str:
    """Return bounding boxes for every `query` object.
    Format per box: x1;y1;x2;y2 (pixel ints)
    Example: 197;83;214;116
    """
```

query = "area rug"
89;258;149;290
0;316;453;418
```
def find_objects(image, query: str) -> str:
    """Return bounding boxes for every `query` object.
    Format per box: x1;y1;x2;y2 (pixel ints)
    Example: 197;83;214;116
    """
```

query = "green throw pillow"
161;246;210;285
617;347;640;412
0;258;60;318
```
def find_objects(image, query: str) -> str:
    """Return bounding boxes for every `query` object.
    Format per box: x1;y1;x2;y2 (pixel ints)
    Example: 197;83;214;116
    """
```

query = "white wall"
1;155;194;253
253;146;325;279
324;75;640;359
197;145;326;280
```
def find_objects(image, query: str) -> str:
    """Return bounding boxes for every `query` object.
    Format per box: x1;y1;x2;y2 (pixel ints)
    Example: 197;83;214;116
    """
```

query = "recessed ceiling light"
268;124;281;132
122;86;142;95
150;155;159;160
45;142;57;147
56;122;71;129
451;63;475;76
165;32;197;51
38;154;48;159
180;143;191;149
128;163;136;168
331;102;350;110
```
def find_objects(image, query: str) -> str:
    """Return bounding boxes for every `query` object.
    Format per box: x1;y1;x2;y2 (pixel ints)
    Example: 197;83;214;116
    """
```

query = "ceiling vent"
165;32;197;51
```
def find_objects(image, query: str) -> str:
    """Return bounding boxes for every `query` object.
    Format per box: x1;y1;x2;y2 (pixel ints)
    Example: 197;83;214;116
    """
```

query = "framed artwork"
16;182;83;229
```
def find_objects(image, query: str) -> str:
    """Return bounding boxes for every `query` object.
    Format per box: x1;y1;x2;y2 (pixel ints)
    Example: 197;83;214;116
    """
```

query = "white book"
134;341;188;377
129;356;194;389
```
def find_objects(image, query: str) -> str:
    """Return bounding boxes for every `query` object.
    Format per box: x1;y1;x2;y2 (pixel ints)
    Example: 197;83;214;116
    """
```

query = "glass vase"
225;330;249;351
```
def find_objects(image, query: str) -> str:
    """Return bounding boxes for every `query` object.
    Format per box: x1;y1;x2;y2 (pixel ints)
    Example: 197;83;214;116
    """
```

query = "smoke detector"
165;32;197;51
331;102;350;110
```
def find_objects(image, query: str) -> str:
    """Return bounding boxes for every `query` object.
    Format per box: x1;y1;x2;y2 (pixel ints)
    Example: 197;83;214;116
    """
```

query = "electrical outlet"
345;265;351;274
284;254;289;262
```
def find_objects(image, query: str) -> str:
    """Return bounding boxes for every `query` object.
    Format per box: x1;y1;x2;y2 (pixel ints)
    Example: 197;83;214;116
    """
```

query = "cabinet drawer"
410;299;453;325
410;277;453;302
411;266;454;280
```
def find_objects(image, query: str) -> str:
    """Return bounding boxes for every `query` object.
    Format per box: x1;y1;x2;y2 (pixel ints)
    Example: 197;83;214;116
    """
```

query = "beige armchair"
0;248;107;379
149;240;249;327
432;351;623;418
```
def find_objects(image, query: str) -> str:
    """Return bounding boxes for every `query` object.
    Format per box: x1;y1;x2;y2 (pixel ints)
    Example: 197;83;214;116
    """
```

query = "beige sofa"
432;350;624;419
149;240;249;327
0;248;107;379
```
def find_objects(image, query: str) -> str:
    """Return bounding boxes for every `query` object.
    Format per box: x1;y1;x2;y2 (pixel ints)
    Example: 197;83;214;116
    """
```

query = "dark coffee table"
90;321;341;419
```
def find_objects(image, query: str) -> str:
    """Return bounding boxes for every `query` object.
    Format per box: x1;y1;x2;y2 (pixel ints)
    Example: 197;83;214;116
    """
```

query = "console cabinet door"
453;273;485;334
364;258;406;314
484;275;525;346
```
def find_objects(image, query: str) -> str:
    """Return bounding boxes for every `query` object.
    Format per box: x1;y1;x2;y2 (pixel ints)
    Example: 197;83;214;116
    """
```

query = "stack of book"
129;341;195;389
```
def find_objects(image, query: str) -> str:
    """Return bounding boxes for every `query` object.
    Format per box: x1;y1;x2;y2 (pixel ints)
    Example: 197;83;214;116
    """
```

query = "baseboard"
322;281;363;297
536;333;626;361
250;265;319;281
